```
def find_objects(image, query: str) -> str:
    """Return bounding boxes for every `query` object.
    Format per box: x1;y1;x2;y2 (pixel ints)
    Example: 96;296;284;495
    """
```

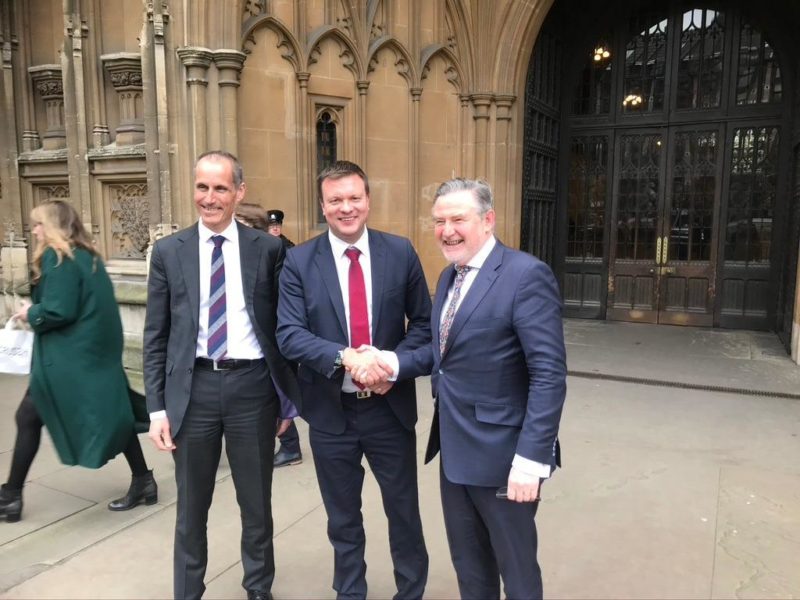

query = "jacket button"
439;369;444;375
187;368;192;374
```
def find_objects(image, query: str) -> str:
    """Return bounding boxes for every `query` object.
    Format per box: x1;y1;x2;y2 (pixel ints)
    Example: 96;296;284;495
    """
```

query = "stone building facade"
2;0;800;372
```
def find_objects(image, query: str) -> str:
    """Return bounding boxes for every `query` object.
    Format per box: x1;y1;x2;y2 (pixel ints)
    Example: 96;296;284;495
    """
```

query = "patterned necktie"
207;235;227;360
439;265;471;355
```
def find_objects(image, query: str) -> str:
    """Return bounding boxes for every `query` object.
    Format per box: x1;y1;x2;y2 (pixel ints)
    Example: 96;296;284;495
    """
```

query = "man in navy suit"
398;178;566;600
277;161;430;599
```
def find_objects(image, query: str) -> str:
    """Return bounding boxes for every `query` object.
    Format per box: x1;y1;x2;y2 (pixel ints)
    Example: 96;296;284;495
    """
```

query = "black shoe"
0;484;22;523
246;590;273;600
108;470;158;511
273;448;302;468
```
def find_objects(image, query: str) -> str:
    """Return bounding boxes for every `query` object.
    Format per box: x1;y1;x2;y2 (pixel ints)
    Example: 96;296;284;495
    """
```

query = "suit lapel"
433;266;456;360
368;230;386;340
314;236;348;339
176;225;201;333
237;221;260;309
442;242;504;356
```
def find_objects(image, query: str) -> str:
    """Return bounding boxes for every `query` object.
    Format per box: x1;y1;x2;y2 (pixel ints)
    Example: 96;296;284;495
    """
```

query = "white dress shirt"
196;220;263;360
329;228;374;393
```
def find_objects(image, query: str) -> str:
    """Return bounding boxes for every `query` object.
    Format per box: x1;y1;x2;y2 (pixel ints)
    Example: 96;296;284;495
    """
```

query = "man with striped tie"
143;150;300;600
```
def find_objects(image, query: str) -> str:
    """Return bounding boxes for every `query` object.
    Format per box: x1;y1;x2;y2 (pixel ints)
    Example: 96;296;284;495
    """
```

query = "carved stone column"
29;65;66;150
296;71;311;237
213;49;246;154
409;87;423;244
101;53;144;145
459;93;471;174
176;47;213;157
471;93;492;179
493;94;516;242
356;80;370;166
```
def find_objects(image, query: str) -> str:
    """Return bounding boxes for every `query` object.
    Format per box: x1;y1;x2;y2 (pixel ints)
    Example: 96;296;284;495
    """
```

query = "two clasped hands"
340;345;395;394
340;345;541;504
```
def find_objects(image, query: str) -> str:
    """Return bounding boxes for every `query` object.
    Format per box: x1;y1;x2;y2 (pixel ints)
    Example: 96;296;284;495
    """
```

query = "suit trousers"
309;394;428;600
172;361;278;600
440;466;542;600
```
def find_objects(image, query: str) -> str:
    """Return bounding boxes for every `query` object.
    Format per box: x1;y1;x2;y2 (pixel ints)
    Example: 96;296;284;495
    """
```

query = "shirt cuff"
512;454;551;478
149;410;167;421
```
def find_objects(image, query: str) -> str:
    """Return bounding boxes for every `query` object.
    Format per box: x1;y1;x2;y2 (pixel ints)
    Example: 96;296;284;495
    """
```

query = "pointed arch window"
315;108;339;224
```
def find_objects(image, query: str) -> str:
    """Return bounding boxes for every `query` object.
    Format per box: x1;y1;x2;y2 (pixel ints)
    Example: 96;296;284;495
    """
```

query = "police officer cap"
267;209;285;225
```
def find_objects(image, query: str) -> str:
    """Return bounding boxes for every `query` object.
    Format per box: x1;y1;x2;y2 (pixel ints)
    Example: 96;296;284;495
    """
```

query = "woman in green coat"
0;200;156;523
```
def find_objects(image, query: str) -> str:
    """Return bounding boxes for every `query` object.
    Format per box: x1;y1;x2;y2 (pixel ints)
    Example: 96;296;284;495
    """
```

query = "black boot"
107;470;157;511
0;484;22;523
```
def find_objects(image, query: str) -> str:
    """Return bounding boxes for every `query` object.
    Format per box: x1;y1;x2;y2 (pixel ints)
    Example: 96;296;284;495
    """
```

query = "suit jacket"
276;229;432;435
398;241;567;487
143;221;301;437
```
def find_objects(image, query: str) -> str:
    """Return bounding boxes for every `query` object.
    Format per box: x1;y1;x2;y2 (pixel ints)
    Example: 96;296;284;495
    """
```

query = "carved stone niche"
101;53;145;146
28;65;66;150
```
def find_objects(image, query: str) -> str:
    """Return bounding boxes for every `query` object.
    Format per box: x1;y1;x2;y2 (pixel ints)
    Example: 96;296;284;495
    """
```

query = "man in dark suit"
397;178;567;600
277;160;431;599
143;150;300;600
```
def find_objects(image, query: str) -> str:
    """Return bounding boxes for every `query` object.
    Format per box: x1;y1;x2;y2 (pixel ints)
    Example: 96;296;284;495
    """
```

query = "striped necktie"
439;265;471;354
207;235;227;360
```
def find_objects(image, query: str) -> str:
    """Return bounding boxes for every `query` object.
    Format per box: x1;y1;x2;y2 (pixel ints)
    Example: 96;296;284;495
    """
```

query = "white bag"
0;318;33;375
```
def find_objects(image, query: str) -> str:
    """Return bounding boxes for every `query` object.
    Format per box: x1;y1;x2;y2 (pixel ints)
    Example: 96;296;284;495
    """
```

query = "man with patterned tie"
277;160;431;599
396;178;567;600
143;150;300;600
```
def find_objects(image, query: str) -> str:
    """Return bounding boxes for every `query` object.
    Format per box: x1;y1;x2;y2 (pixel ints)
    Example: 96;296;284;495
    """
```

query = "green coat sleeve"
27;249;82;333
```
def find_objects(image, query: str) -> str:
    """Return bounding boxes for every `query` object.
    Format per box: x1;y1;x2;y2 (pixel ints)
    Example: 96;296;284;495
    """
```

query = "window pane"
737;23;782;105
676;9;725;109
669;131;717;262
623;15;668;113
725;127;779;264
568;136;608;259
572;41;612;116
616;134;662;260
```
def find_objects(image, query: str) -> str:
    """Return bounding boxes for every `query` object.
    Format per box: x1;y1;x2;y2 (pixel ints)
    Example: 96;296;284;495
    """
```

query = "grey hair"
195;150;244;188
433;178;494;215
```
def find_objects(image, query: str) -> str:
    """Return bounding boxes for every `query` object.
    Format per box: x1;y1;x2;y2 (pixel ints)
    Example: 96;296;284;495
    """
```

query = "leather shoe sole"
273;450;302;468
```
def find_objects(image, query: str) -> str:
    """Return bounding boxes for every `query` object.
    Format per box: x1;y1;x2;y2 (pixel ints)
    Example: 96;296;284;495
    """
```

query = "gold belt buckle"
356;390;372;399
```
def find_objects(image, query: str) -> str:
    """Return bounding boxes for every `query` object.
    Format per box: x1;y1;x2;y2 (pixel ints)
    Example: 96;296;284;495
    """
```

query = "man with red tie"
277;161;431;599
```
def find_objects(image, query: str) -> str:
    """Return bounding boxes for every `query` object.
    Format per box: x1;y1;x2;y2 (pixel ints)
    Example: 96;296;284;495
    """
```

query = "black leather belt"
341;390;372;400
195;357;264;371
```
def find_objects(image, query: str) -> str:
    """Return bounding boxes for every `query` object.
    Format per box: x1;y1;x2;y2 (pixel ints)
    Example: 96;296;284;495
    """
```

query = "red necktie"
345;247;370;389
345;247;370;348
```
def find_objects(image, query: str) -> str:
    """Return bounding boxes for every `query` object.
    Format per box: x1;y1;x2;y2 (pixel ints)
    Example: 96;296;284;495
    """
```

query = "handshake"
341;345;396;395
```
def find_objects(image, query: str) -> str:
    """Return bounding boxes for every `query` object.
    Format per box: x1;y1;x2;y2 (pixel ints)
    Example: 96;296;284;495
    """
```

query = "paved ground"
1;319;799;599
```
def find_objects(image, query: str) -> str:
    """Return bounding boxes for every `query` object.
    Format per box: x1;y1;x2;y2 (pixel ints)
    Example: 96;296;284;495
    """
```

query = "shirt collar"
458;235;496;271
198;219;239;244
328;227;370;258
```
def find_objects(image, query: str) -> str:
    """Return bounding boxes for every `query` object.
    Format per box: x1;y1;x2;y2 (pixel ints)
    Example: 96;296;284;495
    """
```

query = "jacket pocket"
474;402;525;427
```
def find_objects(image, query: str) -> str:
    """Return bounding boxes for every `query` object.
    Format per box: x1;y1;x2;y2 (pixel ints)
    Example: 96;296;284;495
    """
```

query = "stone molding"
213;49;247;88
101;53;145;145
176;46;213;86
28;65;66;150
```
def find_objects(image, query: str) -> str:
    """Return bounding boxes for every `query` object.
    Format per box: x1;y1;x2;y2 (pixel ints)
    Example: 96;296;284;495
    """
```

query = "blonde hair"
30;200;99;284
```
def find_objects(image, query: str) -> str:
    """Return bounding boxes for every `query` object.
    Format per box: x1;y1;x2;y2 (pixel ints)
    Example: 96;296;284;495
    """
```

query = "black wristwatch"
334;349;345;369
